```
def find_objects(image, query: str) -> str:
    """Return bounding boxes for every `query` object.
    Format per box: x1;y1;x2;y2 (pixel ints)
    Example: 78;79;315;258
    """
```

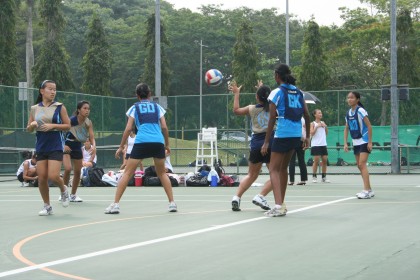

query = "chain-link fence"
1;85;419;174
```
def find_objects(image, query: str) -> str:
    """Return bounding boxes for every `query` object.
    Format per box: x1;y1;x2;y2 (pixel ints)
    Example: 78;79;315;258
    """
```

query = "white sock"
274;204;281;209
232;195;240;201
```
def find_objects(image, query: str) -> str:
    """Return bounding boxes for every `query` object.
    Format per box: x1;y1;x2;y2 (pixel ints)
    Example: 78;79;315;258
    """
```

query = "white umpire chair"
195;127;218;173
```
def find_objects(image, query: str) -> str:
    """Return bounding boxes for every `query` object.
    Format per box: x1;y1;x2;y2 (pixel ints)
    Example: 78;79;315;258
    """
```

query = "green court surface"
0;174;419;280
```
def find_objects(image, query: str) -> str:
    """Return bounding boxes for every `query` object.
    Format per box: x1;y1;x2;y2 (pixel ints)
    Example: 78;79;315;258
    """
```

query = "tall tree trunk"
26;0;34;106
380;102;387;126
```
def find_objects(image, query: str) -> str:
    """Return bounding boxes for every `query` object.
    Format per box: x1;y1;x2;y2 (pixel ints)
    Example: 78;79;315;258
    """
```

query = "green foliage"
32;0;74;90
298;21;330;91
81;14;112;96
0;0;19;85
232;21;258;93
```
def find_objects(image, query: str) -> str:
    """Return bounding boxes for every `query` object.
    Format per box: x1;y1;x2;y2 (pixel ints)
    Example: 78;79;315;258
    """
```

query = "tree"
142;13;171;96
32;0;74;91
298;20;330;91
81;13;112;96
397;9;419;86
0;0;19;86
232;21;258;93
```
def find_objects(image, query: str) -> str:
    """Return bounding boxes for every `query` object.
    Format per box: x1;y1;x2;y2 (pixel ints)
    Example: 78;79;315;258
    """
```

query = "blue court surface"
0;174;419;280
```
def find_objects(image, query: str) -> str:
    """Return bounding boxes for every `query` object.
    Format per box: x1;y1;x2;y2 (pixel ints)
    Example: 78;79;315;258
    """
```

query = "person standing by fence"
310;109;330;183
288;117;308;185
344;91;374;199
27;80;71;216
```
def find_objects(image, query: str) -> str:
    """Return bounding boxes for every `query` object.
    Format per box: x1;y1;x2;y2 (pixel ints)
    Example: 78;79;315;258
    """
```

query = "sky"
165;0;372;26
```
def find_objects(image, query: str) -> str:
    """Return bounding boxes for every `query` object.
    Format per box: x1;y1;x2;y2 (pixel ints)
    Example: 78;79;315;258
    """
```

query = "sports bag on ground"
88;167;109;186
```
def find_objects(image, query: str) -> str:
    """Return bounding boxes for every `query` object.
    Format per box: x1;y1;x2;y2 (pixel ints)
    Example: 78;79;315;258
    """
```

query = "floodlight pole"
390;0;399;173
285;0;289;65
197;40;207;129
155;0;161;97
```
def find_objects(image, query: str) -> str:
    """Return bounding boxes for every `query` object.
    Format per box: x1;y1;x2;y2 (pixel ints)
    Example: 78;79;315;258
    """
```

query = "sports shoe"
22;182;29;187
356;190;375;199
39;205;53;216
264;204;287;217
252;194;271;210
105;203;120;214
168;202;178;212
61;187;69;207
69;194;83;202
231;198;241;211
322;178;331;183
312;177;318;183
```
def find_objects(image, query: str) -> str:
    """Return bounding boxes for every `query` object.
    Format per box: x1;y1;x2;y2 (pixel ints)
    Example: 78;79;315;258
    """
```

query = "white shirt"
311;121;327;147
82;146;97;163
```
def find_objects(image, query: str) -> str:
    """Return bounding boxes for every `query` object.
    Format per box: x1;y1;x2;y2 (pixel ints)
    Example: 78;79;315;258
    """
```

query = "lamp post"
197;39;208;129
285;0;289;65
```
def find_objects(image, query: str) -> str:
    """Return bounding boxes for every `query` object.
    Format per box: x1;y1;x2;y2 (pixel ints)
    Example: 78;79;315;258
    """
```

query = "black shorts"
36;150;63;161
353;143;371;155
64;141;83;160
249;149;271;164
17;172;24;182
271;137;301;153
125;153;130;160
130;143;165;159
311;146;328;156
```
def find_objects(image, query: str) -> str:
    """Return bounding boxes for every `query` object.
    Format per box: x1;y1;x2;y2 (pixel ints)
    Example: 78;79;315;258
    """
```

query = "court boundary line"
0;196;356;278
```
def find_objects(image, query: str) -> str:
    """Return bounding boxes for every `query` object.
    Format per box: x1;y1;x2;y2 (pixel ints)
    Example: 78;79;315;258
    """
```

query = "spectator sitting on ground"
16;152;38;187
82;139;97;168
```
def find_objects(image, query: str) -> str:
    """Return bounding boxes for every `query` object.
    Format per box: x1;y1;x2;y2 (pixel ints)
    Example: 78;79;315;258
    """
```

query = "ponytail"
256;85;271;112
350;91;364;108
274;63;296;85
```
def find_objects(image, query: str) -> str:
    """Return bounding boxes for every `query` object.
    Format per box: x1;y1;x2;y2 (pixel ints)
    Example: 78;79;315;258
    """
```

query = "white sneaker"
69;194;83;202
322;178;331;183
105;203;120;214
264;204;287;217
168;202;177;212
231;198;241;211
312;178;318;183
61;187;69;208
252;194;271;210
22;182;29;187
356;190;375;199
39;205;53;216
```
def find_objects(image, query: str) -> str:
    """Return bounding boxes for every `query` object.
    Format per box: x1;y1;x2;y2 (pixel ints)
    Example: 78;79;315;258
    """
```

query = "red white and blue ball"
205;69;223;86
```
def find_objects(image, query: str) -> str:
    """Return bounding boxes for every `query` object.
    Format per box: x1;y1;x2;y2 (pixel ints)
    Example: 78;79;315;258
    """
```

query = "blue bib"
346;107;363;139
280;86;304;121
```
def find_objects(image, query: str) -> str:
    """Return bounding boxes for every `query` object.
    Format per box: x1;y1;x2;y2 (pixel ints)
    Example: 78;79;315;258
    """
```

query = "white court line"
0;196;356;278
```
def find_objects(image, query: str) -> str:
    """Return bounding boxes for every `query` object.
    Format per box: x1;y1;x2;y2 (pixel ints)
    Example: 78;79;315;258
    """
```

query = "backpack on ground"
88;167;108;186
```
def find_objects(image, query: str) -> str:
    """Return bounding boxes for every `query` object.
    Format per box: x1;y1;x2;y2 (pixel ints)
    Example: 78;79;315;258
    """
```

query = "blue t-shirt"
268;84;302;138
126;101;166;144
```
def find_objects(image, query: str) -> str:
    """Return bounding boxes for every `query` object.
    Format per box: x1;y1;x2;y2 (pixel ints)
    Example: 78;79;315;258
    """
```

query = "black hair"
36;80;56;103
274;63;296;85
312;109;321;117
256;85;271;112
348;91;364;108
136;83;151;99
74;100;90;116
